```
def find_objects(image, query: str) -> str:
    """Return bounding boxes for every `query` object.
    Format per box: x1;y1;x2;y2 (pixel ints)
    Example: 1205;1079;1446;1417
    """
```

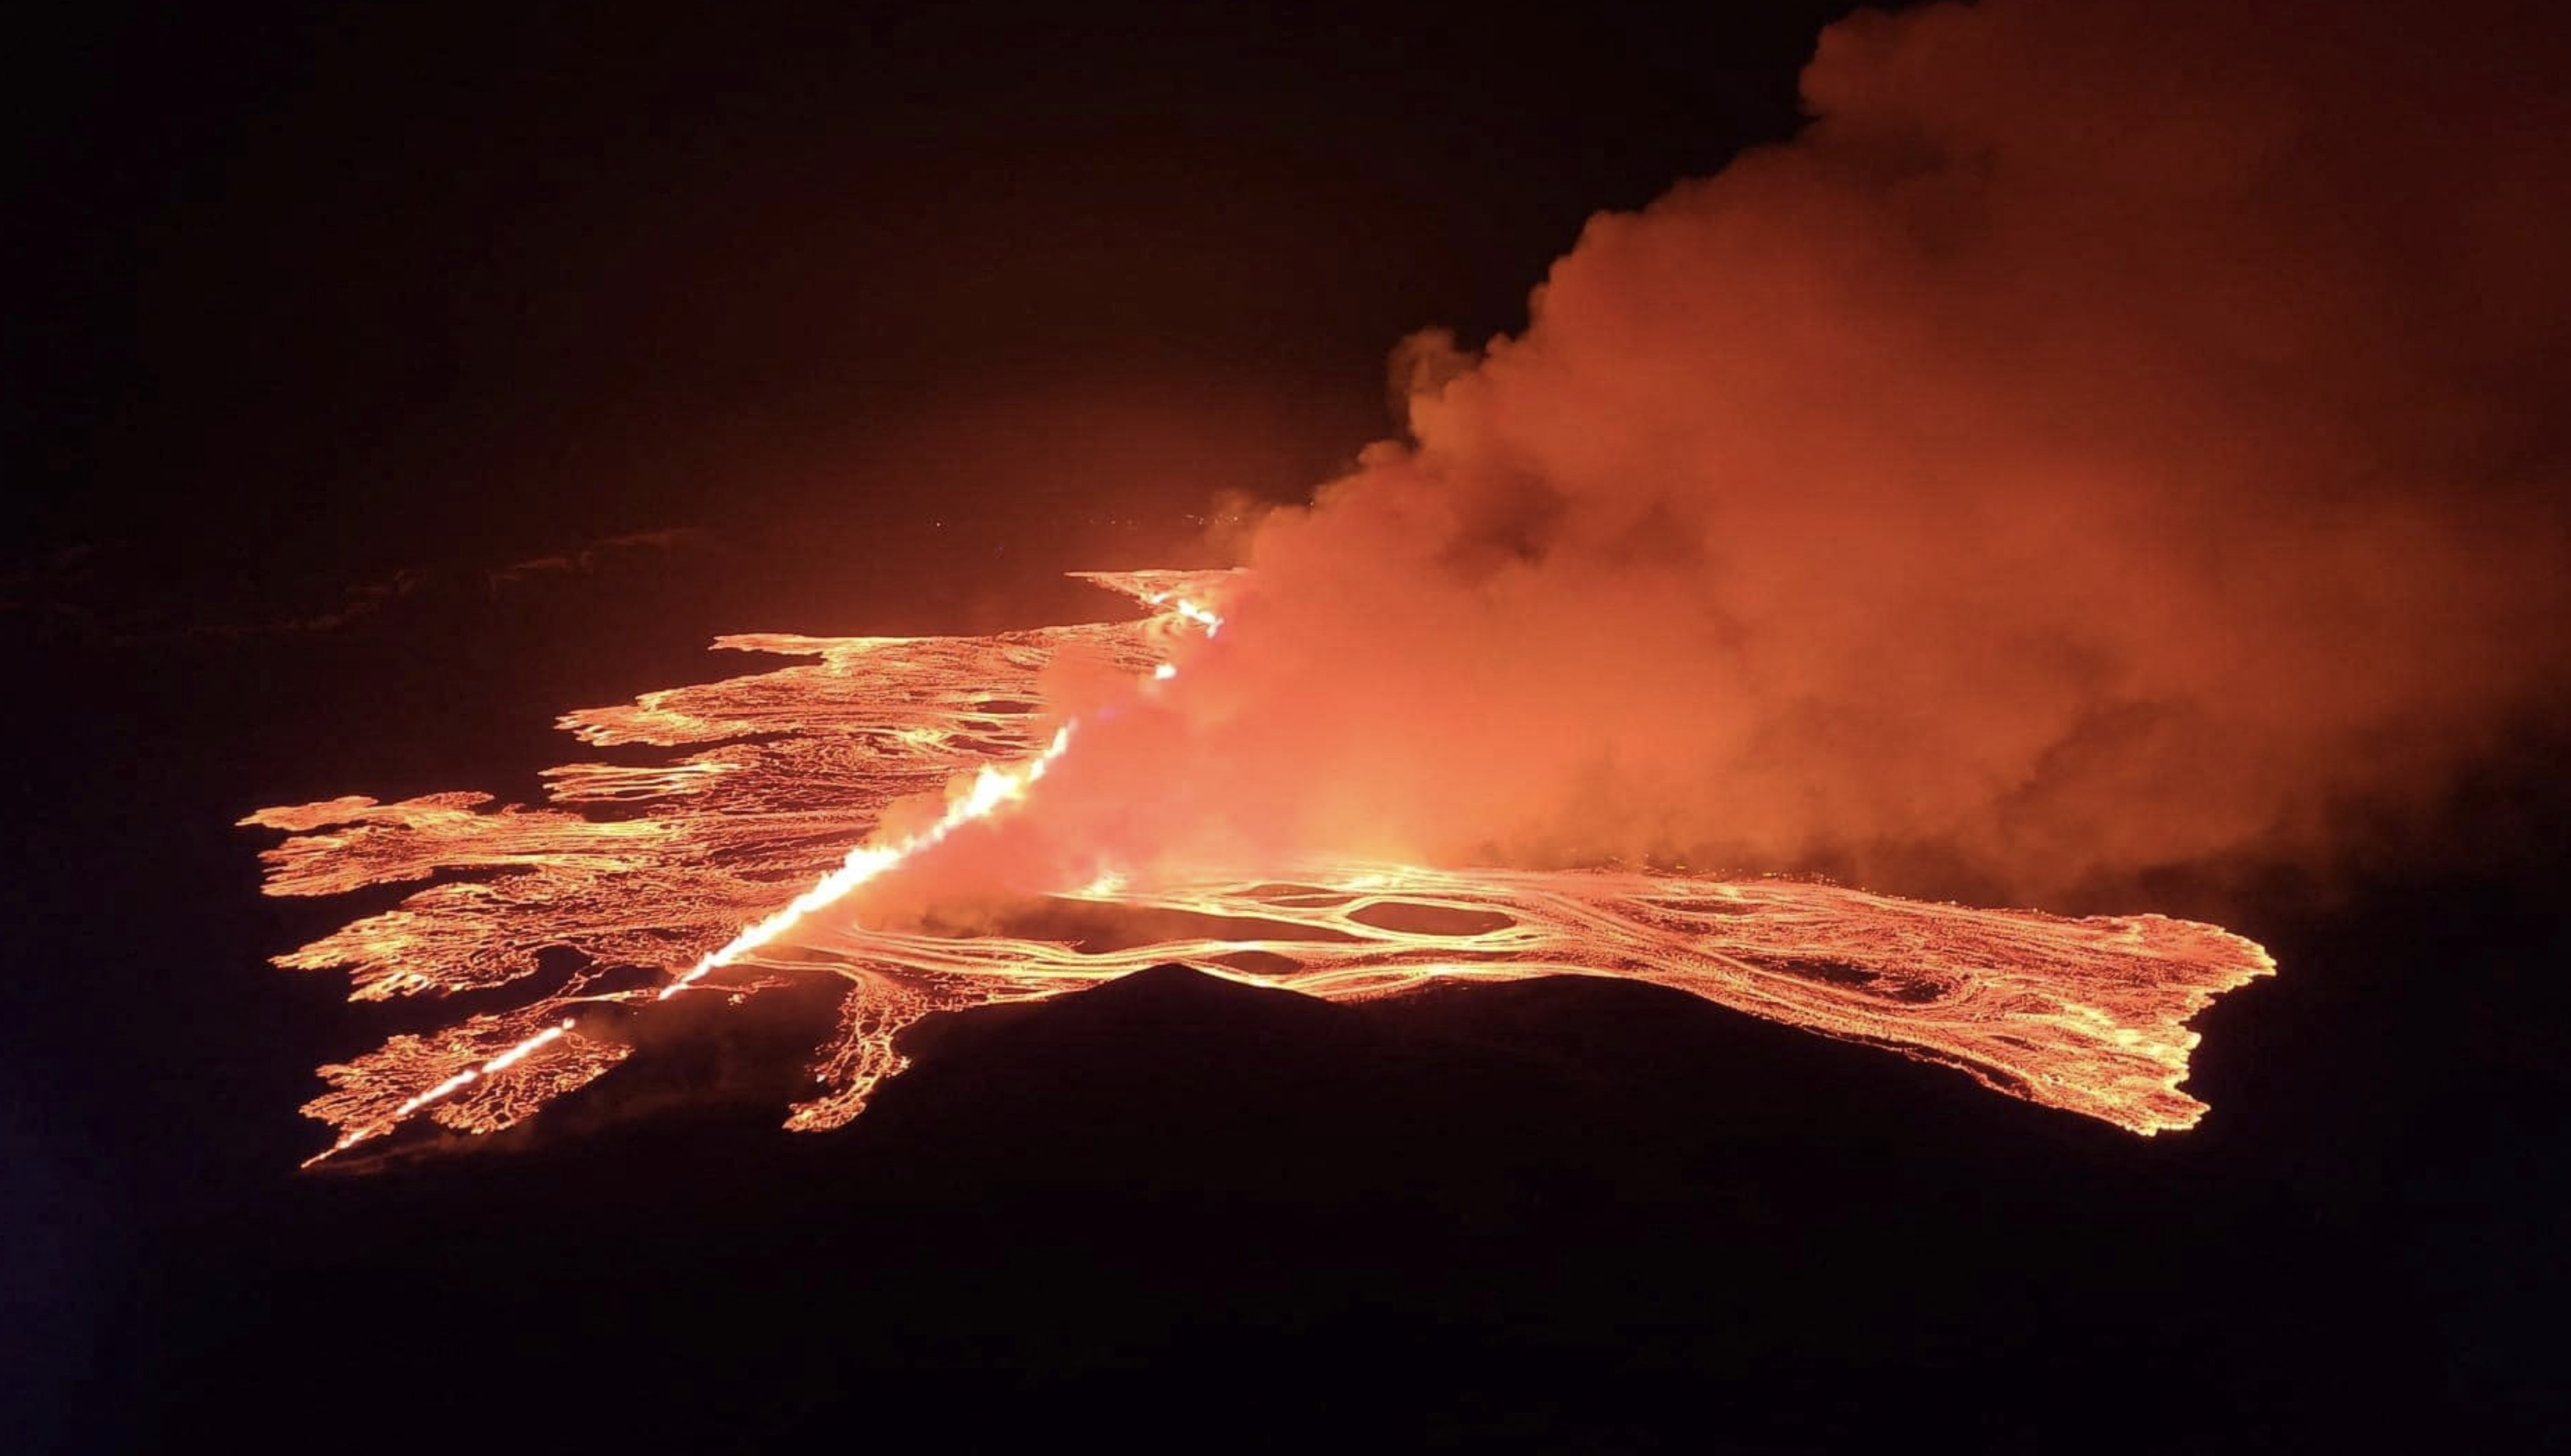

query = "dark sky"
11;2;1857;616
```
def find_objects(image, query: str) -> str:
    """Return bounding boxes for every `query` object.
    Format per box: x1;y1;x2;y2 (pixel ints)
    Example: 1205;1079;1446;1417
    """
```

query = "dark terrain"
7;594;2564;1449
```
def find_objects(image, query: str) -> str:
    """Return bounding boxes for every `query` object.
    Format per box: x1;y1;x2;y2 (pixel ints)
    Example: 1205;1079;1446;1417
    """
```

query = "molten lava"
246;571;2272;1164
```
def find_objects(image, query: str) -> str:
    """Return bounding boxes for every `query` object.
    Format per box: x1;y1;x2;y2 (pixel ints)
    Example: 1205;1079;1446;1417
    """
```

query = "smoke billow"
911;0;2571;911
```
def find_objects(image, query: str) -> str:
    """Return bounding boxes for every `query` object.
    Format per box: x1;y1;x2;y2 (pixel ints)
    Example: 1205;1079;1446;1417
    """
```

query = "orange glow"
248;572;2270;1164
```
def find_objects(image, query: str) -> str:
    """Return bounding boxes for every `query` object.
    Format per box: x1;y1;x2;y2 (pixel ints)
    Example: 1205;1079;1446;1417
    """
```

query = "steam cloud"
906;0;2571;911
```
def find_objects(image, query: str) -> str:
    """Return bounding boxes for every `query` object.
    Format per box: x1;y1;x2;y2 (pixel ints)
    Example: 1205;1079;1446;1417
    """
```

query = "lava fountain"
245;571;2272;1166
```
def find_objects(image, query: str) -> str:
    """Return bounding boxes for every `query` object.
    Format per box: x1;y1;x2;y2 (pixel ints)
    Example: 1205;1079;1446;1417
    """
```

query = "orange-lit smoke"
964;0;2571;907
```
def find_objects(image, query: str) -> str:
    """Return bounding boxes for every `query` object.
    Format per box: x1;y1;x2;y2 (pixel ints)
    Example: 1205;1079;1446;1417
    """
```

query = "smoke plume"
909;0;2571;911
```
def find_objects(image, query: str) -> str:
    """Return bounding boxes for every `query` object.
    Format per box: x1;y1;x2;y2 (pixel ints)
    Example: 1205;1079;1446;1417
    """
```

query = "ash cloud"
956;0;2571;909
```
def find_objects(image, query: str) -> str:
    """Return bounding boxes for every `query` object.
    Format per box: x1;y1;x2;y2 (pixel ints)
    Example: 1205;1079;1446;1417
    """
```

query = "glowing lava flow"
245;571;2270;1165
290;726;1081;1161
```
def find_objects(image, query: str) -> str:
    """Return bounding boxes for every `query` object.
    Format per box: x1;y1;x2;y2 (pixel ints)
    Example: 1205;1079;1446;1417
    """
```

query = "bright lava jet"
245;571;2273;1166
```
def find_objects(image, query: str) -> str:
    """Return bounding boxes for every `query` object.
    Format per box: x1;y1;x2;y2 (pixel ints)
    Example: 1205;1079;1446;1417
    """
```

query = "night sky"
7;2;2568;1449
15;4;1834;605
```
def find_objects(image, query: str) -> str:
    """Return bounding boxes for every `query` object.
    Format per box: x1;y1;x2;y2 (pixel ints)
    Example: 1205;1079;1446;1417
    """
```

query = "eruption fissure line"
658;594;1222;1003
654;720;1076;1001
306;1019;576;1166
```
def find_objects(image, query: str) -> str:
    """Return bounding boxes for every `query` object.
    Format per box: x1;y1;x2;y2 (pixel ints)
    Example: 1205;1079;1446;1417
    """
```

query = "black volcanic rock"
60;904;2570;1454
1057;957;1321;1010
854;964;1584;1203
930;957;1356;1036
